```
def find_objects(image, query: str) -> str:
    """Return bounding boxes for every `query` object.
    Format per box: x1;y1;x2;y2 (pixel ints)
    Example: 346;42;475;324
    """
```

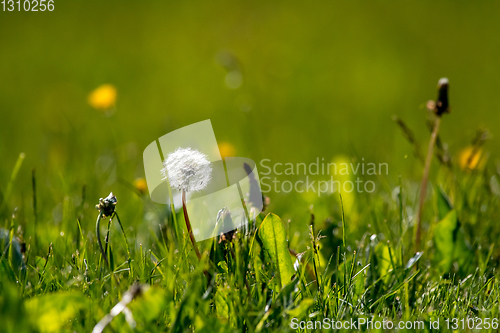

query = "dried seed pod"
435;77;450;116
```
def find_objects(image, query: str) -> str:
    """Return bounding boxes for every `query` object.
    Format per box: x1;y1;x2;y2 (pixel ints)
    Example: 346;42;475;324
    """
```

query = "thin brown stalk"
181;191;201;260
415;116;441;251
181;191;211;283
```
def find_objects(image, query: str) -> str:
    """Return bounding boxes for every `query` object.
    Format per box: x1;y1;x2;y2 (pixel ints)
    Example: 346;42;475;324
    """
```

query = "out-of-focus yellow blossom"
459;146;485;170
218;142;236;158
330;155;355;215
134;178;148;194
88;84;117;110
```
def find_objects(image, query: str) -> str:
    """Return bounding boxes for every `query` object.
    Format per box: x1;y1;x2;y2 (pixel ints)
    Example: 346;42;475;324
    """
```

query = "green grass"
1;2;500;331
1;112;500;332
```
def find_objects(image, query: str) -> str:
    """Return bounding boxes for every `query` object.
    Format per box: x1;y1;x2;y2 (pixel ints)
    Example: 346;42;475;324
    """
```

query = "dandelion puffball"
162;147;212;192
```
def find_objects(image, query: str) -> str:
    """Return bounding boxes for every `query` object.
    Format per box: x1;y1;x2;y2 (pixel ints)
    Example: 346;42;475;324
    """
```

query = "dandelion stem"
104;217;112;256
181;191;211;283
181;190;201;260
416;116;441;251
166;178;181;247
96;211;109;267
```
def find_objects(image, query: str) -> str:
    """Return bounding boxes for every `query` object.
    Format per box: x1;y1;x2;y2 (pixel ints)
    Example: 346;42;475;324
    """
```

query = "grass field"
1;1;500;332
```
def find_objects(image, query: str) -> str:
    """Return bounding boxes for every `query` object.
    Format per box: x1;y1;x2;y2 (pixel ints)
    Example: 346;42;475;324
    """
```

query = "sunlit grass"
1;79;500;332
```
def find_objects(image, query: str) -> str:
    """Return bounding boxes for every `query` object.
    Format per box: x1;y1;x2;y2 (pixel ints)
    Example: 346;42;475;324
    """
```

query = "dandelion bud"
95;192;117;218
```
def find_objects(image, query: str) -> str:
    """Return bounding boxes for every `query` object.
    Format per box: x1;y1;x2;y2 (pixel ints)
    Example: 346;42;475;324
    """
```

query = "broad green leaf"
433;210;471;273
34;256;46;270
215;286;230;321
0;281;32;332
25;292;90;333
34;256;50;275
286;298;314;318
434;210;458;272
375;243;394;284
258;213;295;289
436;186;453;220
128;286;168;322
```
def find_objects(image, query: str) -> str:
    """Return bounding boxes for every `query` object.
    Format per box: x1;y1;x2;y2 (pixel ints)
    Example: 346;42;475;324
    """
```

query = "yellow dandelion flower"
459;146;484;170
88;84;117;110
218;141;236;158
133;178;148;194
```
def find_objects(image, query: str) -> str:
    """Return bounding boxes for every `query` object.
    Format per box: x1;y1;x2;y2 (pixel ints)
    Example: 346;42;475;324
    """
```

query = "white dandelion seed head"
161;147;212;192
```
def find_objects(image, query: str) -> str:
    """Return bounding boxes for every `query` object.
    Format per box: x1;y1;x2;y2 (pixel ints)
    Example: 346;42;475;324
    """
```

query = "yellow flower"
459;146;484;170
88;84;117;110
133;178;148;194
218;141;236;158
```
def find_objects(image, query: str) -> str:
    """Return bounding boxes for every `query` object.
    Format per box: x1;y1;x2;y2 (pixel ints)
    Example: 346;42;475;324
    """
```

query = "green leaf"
34;256;48;271
436;186;453;220
215;287;230;321
25;292;90;333
129;286;168;322
433;210;471;274
375;243;393;284
217;261;228;274
258;213;295;289
286;298;314;318
0;281;32;331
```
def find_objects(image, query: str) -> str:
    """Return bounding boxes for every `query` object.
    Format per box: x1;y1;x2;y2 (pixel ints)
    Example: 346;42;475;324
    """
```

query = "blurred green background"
1;1;499;243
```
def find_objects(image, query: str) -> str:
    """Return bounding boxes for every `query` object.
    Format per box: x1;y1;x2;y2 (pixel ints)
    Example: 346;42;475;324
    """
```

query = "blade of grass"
0;153;25;212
